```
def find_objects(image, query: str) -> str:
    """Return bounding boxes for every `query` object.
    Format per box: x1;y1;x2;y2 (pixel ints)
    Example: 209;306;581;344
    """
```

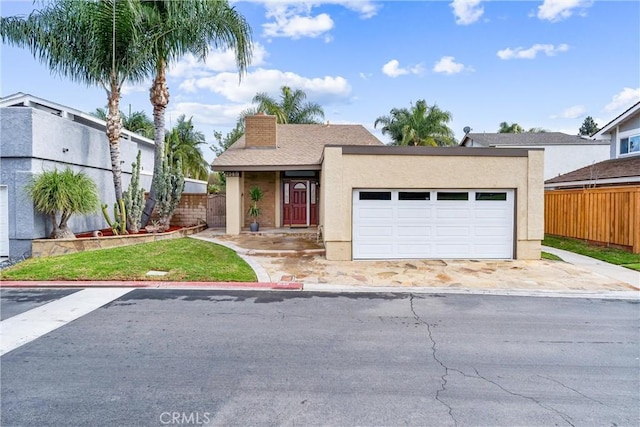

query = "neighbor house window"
620;134;640;155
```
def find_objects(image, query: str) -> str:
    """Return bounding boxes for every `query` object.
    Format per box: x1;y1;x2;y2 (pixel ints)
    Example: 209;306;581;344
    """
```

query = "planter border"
31;224;207;258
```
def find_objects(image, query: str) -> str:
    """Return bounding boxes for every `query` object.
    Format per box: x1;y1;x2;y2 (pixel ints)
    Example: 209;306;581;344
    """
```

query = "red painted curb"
0;281;303;291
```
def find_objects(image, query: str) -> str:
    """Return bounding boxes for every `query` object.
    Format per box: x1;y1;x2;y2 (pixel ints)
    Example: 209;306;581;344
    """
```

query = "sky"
1;0;639;164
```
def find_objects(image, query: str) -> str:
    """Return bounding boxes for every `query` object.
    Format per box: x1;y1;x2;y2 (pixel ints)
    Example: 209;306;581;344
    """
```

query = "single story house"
212;114;544;261
459;132;610;180
0;93;206;258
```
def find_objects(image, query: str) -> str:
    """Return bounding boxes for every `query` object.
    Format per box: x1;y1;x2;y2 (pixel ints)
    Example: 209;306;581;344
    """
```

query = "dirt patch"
75;226;183;238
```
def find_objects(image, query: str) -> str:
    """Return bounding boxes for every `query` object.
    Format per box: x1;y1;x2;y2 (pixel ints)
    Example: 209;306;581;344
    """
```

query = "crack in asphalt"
409;294;457;426
470;368;576;427
409;294;576;427
537;374;612;408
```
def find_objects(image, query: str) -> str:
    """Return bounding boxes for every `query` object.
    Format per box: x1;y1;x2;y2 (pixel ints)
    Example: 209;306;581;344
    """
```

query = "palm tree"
374;100;455;146
165;115;209;180
252;86;325;124
26;168;99;239
498;122;525;133
93;107;154;139
139;0;253;226
1;0;153;203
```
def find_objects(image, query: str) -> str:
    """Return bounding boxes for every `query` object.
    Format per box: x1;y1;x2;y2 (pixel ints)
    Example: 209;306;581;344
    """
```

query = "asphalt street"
1;289;638;426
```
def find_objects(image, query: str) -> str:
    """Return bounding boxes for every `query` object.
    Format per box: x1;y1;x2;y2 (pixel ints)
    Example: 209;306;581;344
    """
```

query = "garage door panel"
357;225;393;237
357;207;393;219
436;226;470;237
397;207;431;219
436;208;471;219
353;189;513;260
397;225;431;237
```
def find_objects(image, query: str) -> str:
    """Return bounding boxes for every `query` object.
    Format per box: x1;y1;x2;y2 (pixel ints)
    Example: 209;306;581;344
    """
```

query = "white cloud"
537;0;592;22
166;102;251;128
557;105;586;119
121;82;149;95
263;12;334;39
359;72;372;80
604;87;640;113
497;43;569;60
433;56;469;75
179;68;351;104
168;43;268;78
450;0;484;25
381;59;423;78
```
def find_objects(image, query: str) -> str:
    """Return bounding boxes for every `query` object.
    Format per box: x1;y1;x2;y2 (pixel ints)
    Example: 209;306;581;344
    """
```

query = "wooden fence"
207;193;226;228
544;186;640;253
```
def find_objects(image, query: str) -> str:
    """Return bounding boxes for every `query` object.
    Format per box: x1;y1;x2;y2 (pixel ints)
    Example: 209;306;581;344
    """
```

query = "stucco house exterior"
459;132;609;180
545;101;640;189
213;114;544;261
0;93;205;258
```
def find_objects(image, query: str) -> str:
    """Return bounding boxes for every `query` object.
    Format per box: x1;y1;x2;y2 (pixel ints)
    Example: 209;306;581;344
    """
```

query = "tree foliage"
93;107;154;139
252;86;325;124
498;122;525;133
579;116;599;136
26;168;99;239
374;100;455;146
140;0;253;227
1;0;154;203
211;120;244;157
165;115;209;181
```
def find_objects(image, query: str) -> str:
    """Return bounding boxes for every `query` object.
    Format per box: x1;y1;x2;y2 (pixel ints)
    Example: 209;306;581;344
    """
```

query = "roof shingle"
460;132;607;147
212;123;383;170
545;155;640;184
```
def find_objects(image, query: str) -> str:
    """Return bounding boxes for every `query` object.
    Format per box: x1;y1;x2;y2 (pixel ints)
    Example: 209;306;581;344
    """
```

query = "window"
437;192;468;201
620;134;640;155
359;191;391;200
399;192;430;201
476;192;507;201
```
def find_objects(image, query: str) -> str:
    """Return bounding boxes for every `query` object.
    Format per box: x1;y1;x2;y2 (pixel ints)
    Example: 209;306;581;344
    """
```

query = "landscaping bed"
31;223;207;258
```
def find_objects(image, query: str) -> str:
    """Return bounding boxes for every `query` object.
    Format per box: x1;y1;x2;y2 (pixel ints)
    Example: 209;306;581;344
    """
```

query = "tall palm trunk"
106;75;124;202
141;60;169;226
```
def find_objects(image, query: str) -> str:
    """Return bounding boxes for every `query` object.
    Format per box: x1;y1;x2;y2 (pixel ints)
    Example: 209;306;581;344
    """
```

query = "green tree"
93;107;154;139
140;0;253;226
211;120;244;157
26;168;99;239
498;122;525;133
165;115;209;180
374;100;455;146
527;127;548;133
579;116;599;136
252;86;325;124
1;0;153;203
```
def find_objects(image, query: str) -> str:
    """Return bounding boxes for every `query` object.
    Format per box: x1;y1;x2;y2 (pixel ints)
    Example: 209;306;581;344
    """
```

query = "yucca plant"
25;168;99;239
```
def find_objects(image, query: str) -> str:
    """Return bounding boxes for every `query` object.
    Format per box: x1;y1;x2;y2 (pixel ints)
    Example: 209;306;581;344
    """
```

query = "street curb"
0;281;303;291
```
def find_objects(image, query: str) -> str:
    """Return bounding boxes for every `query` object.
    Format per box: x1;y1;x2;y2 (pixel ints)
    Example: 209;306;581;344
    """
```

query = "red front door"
290;182;307;225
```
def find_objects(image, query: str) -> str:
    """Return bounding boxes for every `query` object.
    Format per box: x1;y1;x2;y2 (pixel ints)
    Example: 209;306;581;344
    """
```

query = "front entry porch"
224;170;320;235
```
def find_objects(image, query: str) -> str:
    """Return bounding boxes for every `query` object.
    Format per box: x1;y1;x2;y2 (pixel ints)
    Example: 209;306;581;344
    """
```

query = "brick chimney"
245;113;277;148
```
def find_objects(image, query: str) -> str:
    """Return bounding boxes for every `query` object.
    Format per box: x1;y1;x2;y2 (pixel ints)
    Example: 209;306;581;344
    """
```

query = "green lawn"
541;251;563;262
543;235;640;272
1;238;257;282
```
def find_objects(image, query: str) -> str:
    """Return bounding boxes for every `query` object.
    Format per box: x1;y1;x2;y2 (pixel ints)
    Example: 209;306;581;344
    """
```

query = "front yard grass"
0;238;257;282
543;235;640;272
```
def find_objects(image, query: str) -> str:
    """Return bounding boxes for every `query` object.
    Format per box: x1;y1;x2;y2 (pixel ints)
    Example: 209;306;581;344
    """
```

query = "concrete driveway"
195;229;639;294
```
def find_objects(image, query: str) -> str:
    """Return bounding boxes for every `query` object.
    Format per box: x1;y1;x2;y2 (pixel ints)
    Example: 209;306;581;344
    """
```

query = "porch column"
225;172;242;235
274;172;281;228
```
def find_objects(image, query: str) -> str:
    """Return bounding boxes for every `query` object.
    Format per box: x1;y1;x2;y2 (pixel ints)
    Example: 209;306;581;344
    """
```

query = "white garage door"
353;189;514;260
0;186;8;257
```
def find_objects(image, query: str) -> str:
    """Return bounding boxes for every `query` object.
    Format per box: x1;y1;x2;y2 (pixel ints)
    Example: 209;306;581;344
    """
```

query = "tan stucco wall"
321;147;544;261
225;174;243;235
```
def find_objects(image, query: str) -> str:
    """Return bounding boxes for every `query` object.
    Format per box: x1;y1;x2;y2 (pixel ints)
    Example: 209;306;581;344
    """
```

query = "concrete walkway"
542;245;639;287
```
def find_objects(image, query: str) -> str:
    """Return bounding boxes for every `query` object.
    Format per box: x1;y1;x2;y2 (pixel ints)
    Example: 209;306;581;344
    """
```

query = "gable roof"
212;124;383;171
545;156;640;188
593;101;640;138
459;132;606;147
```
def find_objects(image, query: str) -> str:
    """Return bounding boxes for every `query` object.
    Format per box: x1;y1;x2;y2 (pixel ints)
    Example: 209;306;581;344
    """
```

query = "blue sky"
2;0;639;163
